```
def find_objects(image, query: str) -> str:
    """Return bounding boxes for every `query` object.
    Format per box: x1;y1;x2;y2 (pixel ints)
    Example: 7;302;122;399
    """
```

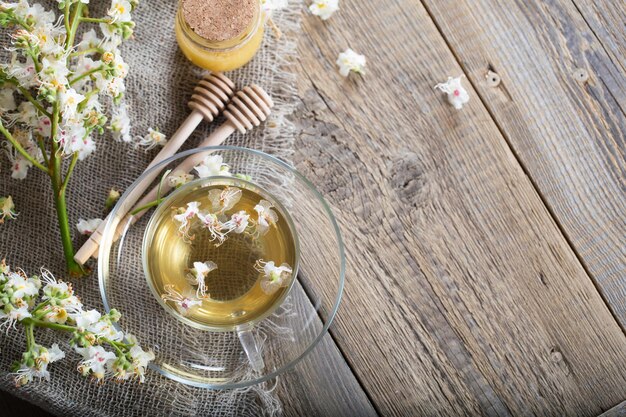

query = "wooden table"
3;0;626;415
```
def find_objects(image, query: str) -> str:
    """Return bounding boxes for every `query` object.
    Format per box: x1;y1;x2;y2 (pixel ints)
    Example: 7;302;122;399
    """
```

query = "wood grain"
293;0;626;415
420;0;626;326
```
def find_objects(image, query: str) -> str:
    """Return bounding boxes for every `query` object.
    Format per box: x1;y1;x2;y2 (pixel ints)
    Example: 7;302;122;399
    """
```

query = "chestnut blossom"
172;201;200;242
254;260;293;295
194;154;231;178
167;170;195;188
254;199;278;236
109;103;132;142
76;218;103;235
434;75;470;110
260;0;288;17
223;210;250;234
0;303;32;333
186;261;217;298
12;343;65;387
196;211;229;246
75;345;116;380
208;186;242;214
161;285;202;317
136;127;166;150
0;196;18;223
309;0;339;20
336;48;366;77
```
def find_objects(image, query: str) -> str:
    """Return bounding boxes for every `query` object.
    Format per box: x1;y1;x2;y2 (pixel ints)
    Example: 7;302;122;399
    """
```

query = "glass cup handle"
237;325;265;372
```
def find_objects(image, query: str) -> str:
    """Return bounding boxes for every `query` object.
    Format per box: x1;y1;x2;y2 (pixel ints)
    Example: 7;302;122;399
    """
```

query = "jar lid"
181;0;257;42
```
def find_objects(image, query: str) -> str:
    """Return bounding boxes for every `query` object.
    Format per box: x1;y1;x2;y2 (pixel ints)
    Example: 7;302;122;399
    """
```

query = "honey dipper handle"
73;111;206;265
113;123;237;236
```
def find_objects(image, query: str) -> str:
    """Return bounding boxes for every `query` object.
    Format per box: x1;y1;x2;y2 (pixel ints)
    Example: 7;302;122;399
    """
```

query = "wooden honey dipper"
74;73;235;265
78;85;274;262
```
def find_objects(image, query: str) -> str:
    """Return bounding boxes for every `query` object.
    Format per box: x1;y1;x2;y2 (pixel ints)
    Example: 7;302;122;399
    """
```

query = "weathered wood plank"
420;0;626;325
294;0;626;415
573;0;626;76
601;400;626;417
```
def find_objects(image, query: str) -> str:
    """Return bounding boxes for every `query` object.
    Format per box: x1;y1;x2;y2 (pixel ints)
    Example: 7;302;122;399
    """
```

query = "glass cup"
99;147;344;388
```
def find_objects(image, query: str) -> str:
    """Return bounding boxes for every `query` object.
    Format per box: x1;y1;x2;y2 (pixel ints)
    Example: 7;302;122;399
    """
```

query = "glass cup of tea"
98;147;344;388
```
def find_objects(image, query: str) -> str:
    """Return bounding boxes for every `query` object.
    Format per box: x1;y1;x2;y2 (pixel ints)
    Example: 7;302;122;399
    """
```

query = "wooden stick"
85;85;274;261
73;73;235;266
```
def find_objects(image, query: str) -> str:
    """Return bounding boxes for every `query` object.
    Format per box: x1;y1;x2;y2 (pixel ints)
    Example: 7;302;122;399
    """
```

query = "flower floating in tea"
224;210;251;234
172;201;201;242
254;199;278;236
186;261;217;299
255;260;293;295
208;186;242;214
160;285;202;317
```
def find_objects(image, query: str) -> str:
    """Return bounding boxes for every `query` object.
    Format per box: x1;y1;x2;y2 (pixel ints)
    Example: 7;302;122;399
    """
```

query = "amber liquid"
143;178;297;330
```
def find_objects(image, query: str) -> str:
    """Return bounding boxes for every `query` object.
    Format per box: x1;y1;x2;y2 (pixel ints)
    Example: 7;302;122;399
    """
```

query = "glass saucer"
98;146;344;389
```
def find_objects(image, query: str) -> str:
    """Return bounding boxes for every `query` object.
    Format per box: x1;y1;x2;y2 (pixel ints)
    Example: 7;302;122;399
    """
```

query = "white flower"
88;317;124;341
136;128;166;150
223;210;250;234
11;343;64;387
309;0;339;20
208;186;242;214
0;196;18;223
336;48;366;77
59;89;85;120
194;155;231;178
5;55;38;88
6;272;40;300
35;116;52;137
76;345;116;380
76;218;103;235
196;211;229;246
71;309;101;329
40;57;70;90
434;75;470;110
109;103;132;142
15;101;39;126
172;201;200;242
254;200;278;236
0;303;31;333
129;344;154;383
255;260;293;295
108;0;133;22
186;261;217;298
0;88;16;112
4;143;32;180
77;29;102;52
161;285;202;316
167;170;194;188
42;306;69;324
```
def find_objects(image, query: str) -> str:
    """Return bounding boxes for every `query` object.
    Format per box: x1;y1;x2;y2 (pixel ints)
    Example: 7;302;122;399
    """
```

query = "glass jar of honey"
175;0;265;72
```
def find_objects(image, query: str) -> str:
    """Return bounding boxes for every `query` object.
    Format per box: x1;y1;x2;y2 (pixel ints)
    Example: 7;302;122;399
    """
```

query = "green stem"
31;299;51;315
130;199;162;216
65;2;84;50
62;152;79;192
80;17;111;24
25;323;35;350
35;136;49;166
0;121;48;172
26;318;76;333
25;49;42;73
50;102;87;277
64;2;70;35
69;66;104;86
17;86;51;119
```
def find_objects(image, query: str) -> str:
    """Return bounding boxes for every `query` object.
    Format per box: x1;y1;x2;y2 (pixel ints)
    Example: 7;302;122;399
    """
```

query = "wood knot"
573;68;589;83
486;70;501;87
388;151;431;207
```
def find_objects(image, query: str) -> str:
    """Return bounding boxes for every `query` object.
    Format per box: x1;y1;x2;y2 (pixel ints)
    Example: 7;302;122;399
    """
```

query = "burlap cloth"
0;1;301;415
